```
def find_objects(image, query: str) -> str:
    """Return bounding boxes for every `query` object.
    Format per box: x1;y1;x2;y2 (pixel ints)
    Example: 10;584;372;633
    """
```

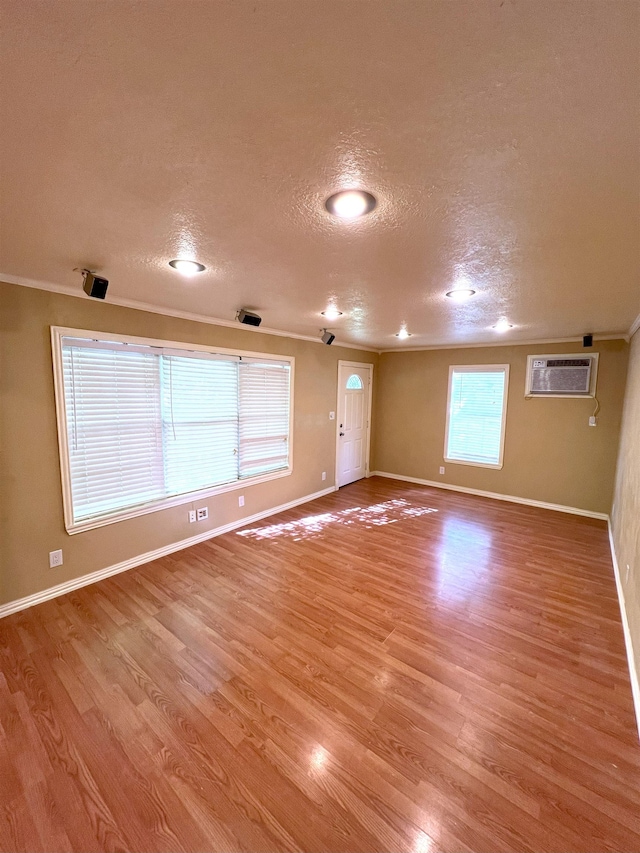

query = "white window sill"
65;466;292;535
444;457;503;471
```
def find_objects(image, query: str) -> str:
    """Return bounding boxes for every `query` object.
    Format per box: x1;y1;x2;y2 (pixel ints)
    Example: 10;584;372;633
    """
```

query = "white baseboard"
607;521;640;741
370;471;609;520
0;486;337;620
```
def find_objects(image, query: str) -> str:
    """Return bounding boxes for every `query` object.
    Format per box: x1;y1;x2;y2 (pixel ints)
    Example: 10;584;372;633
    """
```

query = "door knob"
339;432;345;437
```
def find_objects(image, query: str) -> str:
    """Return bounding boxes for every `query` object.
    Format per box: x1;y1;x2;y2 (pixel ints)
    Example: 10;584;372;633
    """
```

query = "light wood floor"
1;477;639;853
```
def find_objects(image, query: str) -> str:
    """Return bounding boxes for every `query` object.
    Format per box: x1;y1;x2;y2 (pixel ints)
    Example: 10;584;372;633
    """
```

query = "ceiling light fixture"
493;319;514;333
396;327;411;339
325;190;377;220
445;288;476;302
321;307;343;321
169;259;205;276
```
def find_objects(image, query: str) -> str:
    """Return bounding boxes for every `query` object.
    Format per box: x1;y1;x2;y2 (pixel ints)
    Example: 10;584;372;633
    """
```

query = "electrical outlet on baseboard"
322;471;327;481
439;466;445;475
238;495;245;507
188;509;196;523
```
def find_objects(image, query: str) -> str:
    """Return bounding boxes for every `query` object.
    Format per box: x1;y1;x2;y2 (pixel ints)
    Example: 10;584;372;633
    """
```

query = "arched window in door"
346;374;363;390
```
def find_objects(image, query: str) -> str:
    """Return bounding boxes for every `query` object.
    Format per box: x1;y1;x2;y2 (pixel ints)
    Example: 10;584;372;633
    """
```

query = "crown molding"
0;273;374;354
2;272;635;355
378;332;629;354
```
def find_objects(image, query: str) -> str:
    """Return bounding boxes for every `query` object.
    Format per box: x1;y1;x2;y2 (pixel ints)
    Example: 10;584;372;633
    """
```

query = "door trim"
335;361;374;488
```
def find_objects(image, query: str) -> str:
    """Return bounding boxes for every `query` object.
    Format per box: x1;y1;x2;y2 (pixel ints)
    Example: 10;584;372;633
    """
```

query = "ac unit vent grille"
525;354;598;397
546;358;591;368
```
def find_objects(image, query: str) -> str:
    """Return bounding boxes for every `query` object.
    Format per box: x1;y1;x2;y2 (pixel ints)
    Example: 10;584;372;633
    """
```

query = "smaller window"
444;365;509;469
346;374;363;390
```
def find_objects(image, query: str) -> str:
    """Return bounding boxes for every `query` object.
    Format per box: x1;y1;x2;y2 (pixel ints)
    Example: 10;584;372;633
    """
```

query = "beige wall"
611;328;640;692
0;282;377;606
372;340;628;515
0;279;632;613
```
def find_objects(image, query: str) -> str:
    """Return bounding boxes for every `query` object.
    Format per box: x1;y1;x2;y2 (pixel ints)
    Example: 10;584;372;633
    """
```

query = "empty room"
0;1;639;851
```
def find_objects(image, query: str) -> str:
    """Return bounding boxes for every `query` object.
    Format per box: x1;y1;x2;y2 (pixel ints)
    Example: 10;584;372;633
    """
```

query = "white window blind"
63;344;164;521
162;355;239;495
445;366;508;468
238;360;291;479
57;334;292;529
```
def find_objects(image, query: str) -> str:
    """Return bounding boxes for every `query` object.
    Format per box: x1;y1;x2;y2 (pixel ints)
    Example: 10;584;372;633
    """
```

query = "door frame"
335;360;374;488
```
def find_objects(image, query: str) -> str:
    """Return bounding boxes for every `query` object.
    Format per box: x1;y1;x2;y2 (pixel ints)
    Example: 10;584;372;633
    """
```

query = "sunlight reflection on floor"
435;515;493;602
237;498;438;541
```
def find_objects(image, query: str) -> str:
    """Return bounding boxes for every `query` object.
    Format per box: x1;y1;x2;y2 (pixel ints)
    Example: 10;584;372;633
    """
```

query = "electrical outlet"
329;412;335;420
322;471;327;481
196;507;208;521
439;466;445;475
49;549;63;568
188;509;196;523
238;495;245;507
589;416;597;427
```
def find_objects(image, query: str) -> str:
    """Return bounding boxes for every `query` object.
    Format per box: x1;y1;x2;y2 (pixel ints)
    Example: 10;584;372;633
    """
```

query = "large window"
444;364;509;469
52;328;293;533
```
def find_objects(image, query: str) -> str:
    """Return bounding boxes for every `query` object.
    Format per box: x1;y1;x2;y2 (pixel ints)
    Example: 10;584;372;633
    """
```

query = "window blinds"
60;336;291;524
238;361;291;478
162;356;239;495
63;344;165;521
446;368;507;466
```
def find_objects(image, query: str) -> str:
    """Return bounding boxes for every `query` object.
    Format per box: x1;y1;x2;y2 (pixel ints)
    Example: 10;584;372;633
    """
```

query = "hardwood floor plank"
21;778;73;853
1;477;639;852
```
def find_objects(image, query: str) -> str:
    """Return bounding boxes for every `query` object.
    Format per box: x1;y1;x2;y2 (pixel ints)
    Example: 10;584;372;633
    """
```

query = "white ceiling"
1;1;638;350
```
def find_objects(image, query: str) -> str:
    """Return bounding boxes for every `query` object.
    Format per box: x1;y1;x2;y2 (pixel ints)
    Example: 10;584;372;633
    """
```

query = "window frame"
51;326;295;534
443;363;510;470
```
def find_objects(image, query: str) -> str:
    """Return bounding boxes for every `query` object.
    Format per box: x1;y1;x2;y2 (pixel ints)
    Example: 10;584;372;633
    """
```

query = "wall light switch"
439;466;445;475
238;495;245;507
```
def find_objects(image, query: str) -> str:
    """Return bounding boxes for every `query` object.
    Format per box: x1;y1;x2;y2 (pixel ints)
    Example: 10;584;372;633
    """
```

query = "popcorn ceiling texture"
0;1;638;349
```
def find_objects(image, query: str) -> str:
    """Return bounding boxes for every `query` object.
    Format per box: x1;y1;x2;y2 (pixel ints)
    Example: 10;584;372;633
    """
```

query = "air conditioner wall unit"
525;353;599;398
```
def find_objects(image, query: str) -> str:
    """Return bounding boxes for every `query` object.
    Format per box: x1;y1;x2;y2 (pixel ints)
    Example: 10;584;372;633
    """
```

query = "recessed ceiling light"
325;190;377;220
169;259;205;276
445;289;476;302
493;320;514;333
321;307;343;321
396;328;411;339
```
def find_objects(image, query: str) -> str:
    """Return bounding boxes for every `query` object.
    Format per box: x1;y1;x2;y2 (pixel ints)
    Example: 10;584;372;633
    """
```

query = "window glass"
56;333;292;530
445;366;508;468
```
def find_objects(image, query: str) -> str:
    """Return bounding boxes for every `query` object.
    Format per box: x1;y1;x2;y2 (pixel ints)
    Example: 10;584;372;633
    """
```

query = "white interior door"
336;362;372;488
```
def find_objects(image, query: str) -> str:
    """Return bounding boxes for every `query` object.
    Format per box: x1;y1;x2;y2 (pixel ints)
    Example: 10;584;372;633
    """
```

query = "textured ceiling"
1;0;638;350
